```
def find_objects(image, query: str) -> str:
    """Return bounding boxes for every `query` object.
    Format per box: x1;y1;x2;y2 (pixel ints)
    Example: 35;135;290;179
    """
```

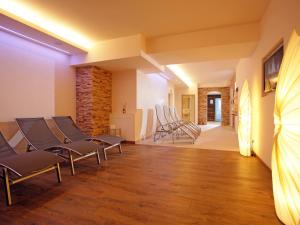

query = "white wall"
112;70;137;114
111;69;138;141
111;70;171;141
0;30;75;122
236;0;300;168
136;71;169;139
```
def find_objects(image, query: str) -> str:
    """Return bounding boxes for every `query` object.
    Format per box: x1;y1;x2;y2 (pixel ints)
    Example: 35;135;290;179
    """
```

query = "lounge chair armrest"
43;145;82;156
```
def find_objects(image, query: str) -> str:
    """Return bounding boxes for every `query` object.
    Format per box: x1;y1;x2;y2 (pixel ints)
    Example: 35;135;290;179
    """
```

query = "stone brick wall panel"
76;66;112;136
198;87;230;126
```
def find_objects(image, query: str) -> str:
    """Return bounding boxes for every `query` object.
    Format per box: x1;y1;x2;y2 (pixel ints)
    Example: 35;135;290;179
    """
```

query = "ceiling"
75;56;161;74
178;59;239;86
1;0;270;87
15;0;270;42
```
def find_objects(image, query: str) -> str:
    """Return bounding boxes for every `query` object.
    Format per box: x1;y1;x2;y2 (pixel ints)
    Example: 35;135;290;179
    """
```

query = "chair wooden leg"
56;163;62;183
96;150;101;165
3;168;12;206
68;151;75;176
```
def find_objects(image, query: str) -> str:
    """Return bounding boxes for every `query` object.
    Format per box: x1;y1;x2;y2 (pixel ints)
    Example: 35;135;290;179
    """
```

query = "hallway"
137;123;239;152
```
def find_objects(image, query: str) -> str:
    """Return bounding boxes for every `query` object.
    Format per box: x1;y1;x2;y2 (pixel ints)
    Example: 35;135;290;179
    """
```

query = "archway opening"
207;91;222;125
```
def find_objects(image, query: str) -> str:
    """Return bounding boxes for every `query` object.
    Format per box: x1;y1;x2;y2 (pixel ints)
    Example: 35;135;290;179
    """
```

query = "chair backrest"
0;132;17;159
169;107;177;122
173;107;181;121
53;116;88;141
163;105;173;123
155;104;168;126
16;118;61;150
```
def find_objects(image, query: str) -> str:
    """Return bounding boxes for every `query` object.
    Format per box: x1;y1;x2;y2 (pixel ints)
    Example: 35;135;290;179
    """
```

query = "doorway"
207;94;222;122
182;95;195;122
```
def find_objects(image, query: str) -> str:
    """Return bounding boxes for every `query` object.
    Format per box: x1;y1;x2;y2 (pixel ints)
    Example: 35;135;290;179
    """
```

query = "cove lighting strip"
0;0;92;49
0;25;71;54
167;64;193;87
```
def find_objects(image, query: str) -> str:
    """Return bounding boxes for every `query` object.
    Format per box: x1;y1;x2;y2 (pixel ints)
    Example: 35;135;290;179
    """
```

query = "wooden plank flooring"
0;144;282;225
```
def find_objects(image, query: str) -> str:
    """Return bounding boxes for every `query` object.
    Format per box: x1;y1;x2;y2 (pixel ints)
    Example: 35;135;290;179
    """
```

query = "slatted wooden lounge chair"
168;106;201;135
162;105;198;143
52;116;124;160
0;132;63;206
154;104;174;143
16;118;101;175
173;107;202;133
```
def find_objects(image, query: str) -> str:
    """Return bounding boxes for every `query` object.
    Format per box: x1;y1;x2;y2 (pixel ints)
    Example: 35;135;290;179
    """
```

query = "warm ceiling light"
0;0;93;49
238;80;251;157
272;30;300;225
0;26;71;54
167;65;193;87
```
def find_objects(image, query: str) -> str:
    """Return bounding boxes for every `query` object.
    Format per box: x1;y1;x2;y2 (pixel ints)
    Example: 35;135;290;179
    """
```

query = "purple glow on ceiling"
0;25;71;55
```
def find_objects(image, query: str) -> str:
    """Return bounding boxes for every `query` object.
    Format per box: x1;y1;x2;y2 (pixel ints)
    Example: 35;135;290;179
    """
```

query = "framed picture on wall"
262;41;284;95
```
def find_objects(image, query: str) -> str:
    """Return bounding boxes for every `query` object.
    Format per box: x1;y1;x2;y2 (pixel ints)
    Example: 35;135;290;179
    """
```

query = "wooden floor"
0;144;281;225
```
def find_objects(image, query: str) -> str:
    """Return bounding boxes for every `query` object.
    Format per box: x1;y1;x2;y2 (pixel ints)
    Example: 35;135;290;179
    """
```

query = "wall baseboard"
254;152;271;171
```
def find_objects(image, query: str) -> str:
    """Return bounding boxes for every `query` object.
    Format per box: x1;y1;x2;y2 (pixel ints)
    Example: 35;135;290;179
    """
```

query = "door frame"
181;94;195;122
214;97;222;122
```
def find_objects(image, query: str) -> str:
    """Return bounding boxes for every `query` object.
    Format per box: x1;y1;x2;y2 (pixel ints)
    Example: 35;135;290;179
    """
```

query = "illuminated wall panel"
238;80;251;156
272;31;300;225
